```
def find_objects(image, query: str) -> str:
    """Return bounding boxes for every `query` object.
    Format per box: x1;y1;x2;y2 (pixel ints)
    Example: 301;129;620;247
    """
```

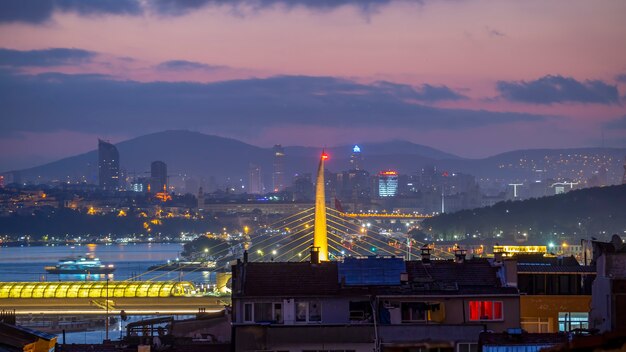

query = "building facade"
150;160;167;193
98;139;120;190
272;145;285;192
231;254;520;351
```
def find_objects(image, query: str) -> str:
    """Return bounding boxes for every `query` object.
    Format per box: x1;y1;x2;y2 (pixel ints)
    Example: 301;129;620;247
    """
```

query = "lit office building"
272;145;285;192
350;145;363;170
248;164;263;194
378;170;398;197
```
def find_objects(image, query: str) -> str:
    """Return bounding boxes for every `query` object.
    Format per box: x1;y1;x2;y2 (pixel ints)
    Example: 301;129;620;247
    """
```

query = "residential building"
231;252;520;351
590;235;626;333
511;253;595;333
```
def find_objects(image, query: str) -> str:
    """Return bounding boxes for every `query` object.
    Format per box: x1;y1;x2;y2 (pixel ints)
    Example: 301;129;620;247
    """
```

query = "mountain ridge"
3;130;625;185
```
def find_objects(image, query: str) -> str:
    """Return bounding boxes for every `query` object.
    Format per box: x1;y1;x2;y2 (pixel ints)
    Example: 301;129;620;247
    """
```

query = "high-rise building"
248;164;263;194
293;173;314;201
350;145;363;170
98;139;119;190
378;170;399;197
272;145;285;192
150;161;167;193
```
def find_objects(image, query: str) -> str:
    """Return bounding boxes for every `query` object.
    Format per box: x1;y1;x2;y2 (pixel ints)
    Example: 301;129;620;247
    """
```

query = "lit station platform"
0;281;230;315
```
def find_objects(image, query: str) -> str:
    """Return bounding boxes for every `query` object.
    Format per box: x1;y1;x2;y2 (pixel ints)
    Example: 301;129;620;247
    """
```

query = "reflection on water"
1;243;219;344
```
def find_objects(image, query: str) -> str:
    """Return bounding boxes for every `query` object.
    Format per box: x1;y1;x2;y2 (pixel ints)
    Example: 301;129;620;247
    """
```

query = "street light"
105;277;109;341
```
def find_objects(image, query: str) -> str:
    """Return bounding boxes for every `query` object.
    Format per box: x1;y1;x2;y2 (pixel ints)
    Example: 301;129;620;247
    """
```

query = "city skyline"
1;1;626;170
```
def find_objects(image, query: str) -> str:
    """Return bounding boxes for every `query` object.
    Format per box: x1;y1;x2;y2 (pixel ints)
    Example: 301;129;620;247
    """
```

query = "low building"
231;251;520;351
0;322;57;352
513;253;595;333
590;235;626;333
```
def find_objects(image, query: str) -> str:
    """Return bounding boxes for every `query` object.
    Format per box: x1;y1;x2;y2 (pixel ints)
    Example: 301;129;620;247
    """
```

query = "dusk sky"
1;0;626;171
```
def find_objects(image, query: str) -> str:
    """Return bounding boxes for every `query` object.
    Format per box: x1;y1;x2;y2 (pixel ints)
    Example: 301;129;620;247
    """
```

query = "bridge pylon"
313;151;329;262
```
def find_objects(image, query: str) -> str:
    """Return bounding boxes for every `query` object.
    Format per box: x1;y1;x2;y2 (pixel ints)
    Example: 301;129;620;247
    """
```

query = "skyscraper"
248;164;263;194
350;145;363;170
272;145;285;192
378;170;399;197
151;161;167;193
98;139;119;190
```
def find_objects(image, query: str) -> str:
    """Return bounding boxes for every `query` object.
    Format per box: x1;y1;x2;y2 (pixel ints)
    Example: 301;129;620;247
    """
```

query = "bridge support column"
313;151;329;262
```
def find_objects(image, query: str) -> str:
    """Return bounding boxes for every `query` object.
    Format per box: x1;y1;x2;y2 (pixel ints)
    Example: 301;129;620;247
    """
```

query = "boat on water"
147;260;217;272
44;254;115;274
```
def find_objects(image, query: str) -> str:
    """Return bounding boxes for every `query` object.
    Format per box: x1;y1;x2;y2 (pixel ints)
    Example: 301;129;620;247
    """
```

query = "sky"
1;0;626;171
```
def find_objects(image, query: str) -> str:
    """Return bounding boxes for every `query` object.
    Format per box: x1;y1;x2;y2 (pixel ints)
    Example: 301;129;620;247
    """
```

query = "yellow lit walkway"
0;281;194;299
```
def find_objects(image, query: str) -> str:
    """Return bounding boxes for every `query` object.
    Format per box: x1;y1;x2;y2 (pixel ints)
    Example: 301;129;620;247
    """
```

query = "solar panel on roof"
338;257;405;286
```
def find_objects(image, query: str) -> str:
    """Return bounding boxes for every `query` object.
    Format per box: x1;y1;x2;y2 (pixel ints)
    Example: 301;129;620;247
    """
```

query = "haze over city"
2;0;626;171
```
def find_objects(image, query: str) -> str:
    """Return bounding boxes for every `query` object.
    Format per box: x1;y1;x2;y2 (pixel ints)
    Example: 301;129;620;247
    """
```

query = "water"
0;243;214;283
0;243;217;344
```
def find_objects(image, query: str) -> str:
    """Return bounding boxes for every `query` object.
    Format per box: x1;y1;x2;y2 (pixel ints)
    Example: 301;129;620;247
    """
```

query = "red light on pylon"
321;152;329;160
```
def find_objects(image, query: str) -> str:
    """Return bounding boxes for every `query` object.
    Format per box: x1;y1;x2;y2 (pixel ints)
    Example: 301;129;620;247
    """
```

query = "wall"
520;295;591;332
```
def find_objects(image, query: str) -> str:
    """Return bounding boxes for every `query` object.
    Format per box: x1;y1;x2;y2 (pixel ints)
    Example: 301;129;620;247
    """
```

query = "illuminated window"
558;312;588;331
401;302;427;322
468;301;503;321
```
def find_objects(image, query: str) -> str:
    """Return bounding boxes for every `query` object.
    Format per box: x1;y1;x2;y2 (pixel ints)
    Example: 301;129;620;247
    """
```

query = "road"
0;296;231;315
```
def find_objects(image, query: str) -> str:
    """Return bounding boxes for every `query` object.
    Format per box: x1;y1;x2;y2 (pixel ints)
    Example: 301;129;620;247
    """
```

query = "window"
243;302;282;323
558;312;588;331
244;303;253;322
295;300;322;323
401;302;427;322
521;317;551;333
349;301;372;321
255;302;273;322
468;301;503;321
456;343;478;352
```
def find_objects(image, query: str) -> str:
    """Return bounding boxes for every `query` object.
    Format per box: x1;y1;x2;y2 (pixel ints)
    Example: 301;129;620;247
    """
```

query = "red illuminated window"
469;301;503;321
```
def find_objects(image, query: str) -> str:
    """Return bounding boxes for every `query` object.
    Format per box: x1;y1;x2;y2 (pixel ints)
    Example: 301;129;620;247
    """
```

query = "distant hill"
6;130;626;186
285;140;460;160
422;184;626;242
11;131;271;184
7;130;462;184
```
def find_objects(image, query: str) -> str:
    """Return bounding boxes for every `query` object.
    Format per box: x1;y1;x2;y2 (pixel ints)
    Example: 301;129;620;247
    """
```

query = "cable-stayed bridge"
0;152;451;315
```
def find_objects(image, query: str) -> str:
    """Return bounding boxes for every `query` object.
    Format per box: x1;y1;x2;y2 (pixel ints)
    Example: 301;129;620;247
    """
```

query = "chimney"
310;246;320;264
420;246;431;264
454;248;467;264
494;250;504;264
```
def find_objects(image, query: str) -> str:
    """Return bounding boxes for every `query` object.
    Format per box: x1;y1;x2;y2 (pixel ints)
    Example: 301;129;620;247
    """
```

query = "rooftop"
236;257;517;297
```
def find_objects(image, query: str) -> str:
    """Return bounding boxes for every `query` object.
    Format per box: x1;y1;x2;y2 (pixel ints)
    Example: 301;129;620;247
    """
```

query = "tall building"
150;161;167;193
378;170;399;197
349;144;363;170
272;145;285;192
248;164;262;194
98;139;119;190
